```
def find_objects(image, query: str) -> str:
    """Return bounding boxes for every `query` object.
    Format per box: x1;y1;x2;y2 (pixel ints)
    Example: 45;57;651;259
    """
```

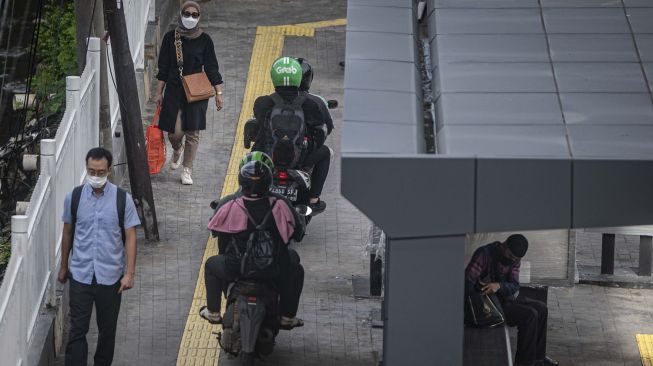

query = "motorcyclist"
251;56;331;214
199;153;306;329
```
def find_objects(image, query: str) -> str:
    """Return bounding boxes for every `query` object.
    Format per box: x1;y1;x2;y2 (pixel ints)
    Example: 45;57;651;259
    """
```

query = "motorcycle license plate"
270;185;298;201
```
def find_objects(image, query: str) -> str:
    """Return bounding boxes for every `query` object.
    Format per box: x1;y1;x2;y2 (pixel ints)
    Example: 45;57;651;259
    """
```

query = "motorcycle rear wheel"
240;352;255;366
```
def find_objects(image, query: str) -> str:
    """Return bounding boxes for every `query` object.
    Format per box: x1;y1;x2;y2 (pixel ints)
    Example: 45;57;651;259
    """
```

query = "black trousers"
302;144;331;198
503;296;548;365
204;246;304;317
66;277;122;366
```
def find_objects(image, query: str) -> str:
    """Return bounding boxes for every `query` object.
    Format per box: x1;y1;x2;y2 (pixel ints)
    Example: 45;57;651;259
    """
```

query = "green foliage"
31;1;78;118
0;238;10;283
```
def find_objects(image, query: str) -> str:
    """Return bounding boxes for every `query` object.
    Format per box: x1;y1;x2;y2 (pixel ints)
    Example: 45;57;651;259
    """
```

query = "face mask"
498;256;515;266
87;175;108;189
181;15;199;29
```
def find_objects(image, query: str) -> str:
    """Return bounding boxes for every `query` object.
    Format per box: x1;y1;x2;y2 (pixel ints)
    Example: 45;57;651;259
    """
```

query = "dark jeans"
503;296;548;365
302;144;331;198
205;246;304;317
66;277;122;366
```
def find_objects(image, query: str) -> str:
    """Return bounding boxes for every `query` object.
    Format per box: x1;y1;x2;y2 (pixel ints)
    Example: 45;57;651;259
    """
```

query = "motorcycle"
214;204;311;366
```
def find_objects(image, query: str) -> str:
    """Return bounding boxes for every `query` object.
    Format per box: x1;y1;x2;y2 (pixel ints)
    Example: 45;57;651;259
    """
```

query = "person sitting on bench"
465;234;559;366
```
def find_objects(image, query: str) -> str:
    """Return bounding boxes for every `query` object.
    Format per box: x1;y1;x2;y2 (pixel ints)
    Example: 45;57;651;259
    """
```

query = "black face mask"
498;256;515;266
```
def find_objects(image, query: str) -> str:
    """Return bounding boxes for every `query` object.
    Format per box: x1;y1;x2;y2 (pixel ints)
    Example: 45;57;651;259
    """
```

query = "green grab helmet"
239;151;274;172
270;56;302;87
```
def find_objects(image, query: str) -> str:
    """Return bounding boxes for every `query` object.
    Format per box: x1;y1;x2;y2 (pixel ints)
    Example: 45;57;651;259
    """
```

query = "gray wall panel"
344;89;419;125
437;34;549;63
568;125;653;158
541;0;621;6
436;9;543;34
542;8;630;34
573;159;653;228
437;125;570;157
346;32;415;63
348;0;412;7
548;34;638;62
433;0;538;8
626;8;653;33
347;6;414;34
342;121;420;154
624;0;653;6
437;93;563;126
475;158;572;232
344;59;417;93
560;93;653;125
439;63;556;92
635;35;653;62
384;236;465;366
553;63;647;92
341;156;476;238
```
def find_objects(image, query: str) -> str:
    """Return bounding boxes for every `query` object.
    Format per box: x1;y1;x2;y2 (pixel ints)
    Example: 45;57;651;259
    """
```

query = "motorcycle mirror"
327;99;338;109
210;199;219;210
294;204;312;217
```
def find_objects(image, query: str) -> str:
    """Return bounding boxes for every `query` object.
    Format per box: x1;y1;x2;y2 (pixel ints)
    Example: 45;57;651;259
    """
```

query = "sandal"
199;306;223;324
280;316;304;330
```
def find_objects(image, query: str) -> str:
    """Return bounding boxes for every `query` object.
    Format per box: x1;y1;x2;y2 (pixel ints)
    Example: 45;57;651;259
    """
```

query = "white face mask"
87;175;108;189
181;15;199;29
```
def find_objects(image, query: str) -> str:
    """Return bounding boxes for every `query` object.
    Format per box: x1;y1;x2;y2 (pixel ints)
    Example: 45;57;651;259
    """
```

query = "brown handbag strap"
174;30;183;77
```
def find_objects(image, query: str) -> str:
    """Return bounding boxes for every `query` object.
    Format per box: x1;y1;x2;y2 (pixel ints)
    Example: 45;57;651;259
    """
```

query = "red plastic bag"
145;106;166;175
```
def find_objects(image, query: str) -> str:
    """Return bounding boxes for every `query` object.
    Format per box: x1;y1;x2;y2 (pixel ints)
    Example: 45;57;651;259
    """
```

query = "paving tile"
347;5;414;34
548;34;639;62
541;0;622;6
432;0;539;7
644;63;653;90
345;32;415;63
542;8;630;33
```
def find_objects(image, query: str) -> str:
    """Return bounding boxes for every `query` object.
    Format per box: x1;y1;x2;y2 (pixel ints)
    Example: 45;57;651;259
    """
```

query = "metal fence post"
66;76;83;182
11;215;29;363
41;139;58;305
86;37;101;148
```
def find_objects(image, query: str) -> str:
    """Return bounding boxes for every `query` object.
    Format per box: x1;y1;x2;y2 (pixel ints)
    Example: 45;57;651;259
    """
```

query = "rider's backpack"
227;199;280;279
266;93;306;168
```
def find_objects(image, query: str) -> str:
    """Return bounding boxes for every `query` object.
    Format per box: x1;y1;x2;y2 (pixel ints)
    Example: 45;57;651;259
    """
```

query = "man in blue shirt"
57;147;140;366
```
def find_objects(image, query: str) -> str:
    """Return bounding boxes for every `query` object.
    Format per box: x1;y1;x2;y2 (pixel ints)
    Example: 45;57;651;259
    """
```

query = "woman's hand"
154;93;163;106
215;93;224;111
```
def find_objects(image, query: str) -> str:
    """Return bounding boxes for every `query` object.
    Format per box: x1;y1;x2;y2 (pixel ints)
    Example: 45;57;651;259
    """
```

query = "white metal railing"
0;37;101;366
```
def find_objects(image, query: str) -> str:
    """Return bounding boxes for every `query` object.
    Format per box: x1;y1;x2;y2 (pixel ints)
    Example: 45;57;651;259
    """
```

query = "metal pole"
600;233;616;275
104;0;159;241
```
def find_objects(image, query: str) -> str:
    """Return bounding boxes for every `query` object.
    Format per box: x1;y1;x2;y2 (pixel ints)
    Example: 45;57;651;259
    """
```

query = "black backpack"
227;199;279;279
266;93;307;168
70;185;127;244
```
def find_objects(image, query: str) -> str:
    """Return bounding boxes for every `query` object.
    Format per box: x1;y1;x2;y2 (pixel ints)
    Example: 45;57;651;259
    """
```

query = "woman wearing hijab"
155;1;224;185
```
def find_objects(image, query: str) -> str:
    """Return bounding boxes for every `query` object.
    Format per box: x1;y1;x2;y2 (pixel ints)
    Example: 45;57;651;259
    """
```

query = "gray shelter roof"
341;0;653;238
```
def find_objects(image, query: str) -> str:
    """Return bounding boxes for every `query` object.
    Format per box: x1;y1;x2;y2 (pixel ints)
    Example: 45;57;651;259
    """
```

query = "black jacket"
251;87;329;152
156;30;223;133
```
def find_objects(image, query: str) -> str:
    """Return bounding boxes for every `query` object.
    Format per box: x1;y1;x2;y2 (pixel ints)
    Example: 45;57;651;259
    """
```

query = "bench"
585;226;653;276
463;285;548;366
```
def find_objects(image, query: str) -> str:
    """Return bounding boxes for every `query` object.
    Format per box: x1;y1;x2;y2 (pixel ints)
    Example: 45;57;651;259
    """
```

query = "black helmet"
238;160;272;198
297;57;313;92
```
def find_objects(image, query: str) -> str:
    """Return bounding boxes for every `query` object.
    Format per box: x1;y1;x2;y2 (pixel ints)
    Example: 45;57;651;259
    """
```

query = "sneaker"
170;146;184;170
199;306;222;324
535;357;559;366
309;199;326;215
181;167;193;185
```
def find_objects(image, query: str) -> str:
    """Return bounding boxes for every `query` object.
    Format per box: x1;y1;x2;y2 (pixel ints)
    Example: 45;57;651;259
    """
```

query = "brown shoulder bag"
174;30;216;103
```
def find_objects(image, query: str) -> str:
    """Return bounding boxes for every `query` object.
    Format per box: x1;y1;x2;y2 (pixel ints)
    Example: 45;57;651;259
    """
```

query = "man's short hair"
85;147;113;167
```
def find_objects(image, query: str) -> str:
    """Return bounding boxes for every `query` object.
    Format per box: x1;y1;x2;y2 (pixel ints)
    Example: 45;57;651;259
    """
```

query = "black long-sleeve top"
156;30;223;86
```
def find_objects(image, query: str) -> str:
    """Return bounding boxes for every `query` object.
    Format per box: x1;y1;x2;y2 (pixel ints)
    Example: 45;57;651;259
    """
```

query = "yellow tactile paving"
176;18;346;366
637;334;653;366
